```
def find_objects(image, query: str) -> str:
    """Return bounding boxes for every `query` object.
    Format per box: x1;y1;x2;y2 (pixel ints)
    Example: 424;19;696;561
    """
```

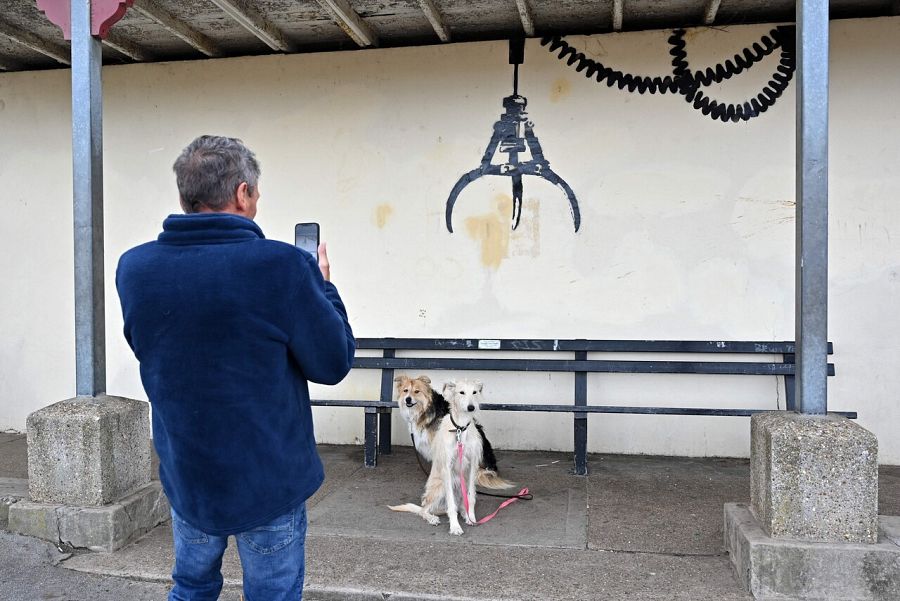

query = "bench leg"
573;357;588;476
784;354;796;412
784;375;796;411
378;408;392;455
364;407;378;467
574;416;588;476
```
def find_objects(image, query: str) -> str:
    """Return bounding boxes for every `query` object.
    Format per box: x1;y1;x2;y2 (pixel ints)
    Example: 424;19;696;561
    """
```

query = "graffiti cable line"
542;27;796;123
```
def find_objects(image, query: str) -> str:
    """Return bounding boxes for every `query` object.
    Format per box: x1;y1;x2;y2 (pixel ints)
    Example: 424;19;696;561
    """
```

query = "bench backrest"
317;338;845;471
353;338;834;377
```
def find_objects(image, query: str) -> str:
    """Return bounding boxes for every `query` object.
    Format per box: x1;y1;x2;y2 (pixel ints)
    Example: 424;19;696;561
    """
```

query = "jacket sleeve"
284;252;356;385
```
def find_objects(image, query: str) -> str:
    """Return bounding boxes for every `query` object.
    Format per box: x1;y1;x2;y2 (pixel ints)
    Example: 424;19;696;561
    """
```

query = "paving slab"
880;465;900;516
310;444;368;511
588;454;750;555
0;433;27;479
63;519;753;601
301;536;754;601
308;447;586;548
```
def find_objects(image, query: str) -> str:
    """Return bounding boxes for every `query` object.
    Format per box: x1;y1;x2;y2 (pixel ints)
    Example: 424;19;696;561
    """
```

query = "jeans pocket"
237;507;297;554
171;512;209;545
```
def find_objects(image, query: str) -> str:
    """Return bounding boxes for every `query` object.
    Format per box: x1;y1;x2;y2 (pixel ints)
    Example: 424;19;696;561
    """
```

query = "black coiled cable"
541;26;796;123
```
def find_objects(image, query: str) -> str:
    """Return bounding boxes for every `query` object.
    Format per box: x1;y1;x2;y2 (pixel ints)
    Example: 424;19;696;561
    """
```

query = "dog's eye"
413;389;420;394
402;388;409;393
460;391;466;395
473;391;478;395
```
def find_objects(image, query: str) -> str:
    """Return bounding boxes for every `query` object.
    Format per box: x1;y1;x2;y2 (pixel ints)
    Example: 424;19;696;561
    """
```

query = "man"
116;135;355;600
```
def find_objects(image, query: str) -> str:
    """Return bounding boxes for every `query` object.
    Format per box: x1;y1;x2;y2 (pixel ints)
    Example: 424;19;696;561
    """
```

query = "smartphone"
294;223;320;255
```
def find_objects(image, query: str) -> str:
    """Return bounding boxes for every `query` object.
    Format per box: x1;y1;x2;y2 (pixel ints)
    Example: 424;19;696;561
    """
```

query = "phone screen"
294;223;320;255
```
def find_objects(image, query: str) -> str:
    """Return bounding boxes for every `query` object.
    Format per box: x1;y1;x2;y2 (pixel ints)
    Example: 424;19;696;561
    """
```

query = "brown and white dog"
390;379;488;535
393;374;509;489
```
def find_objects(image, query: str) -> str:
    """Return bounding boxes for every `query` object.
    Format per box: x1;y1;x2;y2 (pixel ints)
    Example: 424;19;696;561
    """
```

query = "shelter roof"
0;0;896;72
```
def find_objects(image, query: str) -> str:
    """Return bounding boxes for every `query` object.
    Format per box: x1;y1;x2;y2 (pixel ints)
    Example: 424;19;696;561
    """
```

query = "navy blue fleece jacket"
116;213;355;535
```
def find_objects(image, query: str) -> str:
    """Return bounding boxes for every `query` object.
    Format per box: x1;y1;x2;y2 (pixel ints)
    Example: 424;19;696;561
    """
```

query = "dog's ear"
473;379;483;392
394;375;408;386
442;382;456;396
417;375;431;385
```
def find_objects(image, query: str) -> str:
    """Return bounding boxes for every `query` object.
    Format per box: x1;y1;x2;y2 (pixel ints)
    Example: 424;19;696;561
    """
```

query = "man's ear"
234;181;250;213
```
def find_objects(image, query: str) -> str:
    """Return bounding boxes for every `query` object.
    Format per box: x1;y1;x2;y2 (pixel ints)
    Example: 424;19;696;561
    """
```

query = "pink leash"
458;440;529;525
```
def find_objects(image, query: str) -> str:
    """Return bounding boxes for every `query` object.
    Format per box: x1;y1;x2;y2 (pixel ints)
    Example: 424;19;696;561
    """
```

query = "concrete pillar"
7;397;169;552
751;412;878;543
725;412;900;600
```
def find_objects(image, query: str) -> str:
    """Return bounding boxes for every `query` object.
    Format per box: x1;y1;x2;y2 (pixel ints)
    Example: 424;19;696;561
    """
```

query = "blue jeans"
169;502;307;601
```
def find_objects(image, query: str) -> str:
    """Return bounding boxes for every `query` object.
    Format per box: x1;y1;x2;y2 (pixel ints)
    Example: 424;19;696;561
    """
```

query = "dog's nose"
405;396;414;407
467;405;475;412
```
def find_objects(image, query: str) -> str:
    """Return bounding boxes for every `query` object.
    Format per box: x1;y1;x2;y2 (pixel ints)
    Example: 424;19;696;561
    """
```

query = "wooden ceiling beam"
132;0;221;57
208;0;294;52
515;0;535;37
316;0;378;48
703;0;722;25
417;0;450;42
0;18;69;65
103;30;152;62
612;0;624;31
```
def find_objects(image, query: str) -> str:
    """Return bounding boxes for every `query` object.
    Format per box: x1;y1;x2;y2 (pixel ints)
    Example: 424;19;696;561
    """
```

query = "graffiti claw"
445;169;483;233
511;174;523;230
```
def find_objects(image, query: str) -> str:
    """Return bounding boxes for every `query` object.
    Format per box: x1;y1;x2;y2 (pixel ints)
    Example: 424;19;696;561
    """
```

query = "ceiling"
0;0;896;73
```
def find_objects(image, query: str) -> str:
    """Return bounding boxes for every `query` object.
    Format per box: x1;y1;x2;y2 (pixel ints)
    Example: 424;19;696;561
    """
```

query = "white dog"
389;379;485;535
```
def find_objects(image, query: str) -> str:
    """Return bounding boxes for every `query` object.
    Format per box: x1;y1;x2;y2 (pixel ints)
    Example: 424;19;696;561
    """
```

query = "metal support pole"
72;0;106;397
794;0;829;415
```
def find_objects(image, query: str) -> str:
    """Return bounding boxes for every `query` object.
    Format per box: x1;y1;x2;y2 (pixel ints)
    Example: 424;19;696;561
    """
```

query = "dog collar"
449;414;469;434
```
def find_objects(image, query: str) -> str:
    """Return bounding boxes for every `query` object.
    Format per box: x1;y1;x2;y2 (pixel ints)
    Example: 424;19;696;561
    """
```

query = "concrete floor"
2;432;900;600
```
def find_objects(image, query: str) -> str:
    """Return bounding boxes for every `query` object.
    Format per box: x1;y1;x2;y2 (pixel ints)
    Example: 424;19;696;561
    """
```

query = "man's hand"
317;242;331;282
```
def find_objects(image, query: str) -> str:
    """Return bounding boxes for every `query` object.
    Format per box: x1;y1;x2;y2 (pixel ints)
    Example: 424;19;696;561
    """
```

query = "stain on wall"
510;198;541;258
549;78;571;103
464;194;512;269
374;203;394;228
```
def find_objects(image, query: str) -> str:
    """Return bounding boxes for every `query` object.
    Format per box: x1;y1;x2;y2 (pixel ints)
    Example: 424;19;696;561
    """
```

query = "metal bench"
310;338;849;474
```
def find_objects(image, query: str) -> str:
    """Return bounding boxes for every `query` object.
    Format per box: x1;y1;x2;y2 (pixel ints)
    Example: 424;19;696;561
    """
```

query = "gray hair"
173;135;261;213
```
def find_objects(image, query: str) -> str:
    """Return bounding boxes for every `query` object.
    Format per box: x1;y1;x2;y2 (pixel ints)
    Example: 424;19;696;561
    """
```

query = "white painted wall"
1;18;898;462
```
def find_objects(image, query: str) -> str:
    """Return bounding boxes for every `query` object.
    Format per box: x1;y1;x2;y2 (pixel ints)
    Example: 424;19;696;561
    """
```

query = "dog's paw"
449;524;464;536
464;515;476;526
424;513;440;526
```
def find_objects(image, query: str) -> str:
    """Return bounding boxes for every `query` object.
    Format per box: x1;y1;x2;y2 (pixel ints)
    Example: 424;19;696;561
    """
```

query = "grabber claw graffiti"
445;94;581;233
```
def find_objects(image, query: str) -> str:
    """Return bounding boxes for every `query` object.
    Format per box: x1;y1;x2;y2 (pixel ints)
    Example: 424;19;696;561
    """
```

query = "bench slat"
310;400;393;408
309;400;856;420
480;403;857;418
353;357;836;376
355;338;834;354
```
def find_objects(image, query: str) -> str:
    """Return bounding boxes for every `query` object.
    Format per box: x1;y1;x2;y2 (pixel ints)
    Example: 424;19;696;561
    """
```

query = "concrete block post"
751;412;878;543
7;396;169;552
725;412;900;601
26;396;151;505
